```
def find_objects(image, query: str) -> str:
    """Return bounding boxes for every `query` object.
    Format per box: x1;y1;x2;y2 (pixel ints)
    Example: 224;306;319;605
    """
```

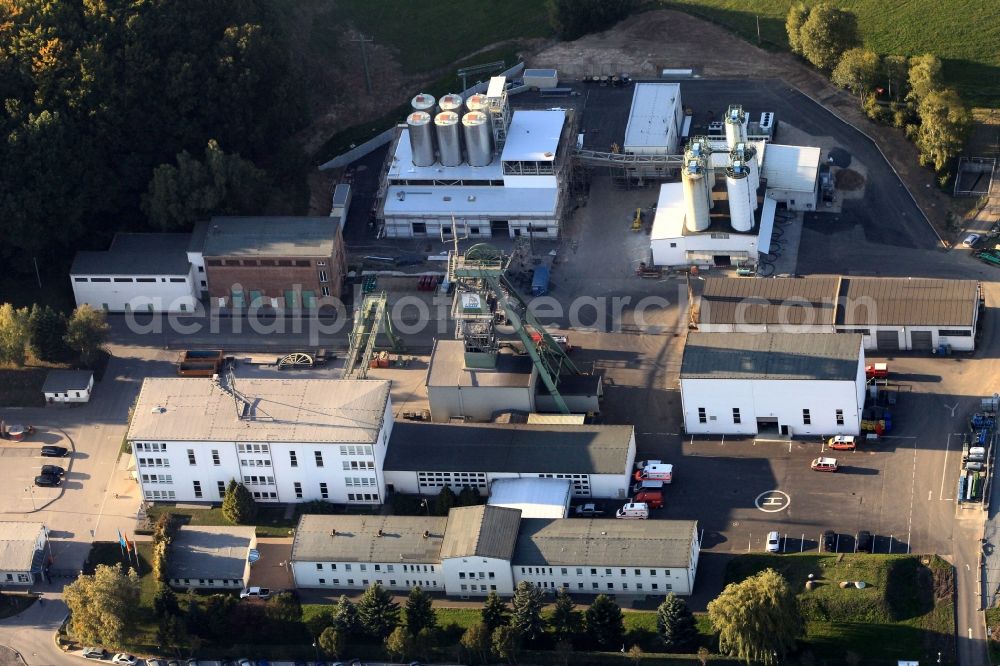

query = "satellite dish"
248;549;261;564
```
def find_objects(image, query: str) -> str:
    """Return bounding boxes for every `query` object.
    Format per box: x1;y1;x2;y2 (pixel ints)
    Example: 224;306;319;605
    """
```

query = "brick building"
194;217;347;310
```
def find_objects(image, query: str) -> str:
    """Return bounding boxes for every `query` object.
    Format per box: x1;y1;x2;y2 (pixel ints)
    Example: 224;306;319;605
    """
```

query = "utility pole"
756;15;761;44
352;33;374;94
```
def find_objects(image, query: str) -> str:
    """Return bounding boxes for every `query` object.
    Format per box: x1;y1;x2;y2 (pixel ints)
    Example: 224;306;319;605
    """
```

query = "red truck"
177;350;224;377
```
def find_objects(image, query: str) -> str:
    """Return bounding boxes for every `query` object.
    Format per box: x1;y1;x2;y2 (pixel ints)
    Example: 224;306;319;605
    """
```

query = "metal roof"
623;83;681;149
440;506;522;560
389;129;502;181
0;522;45;572
426;339;534;388
760;144;821;192
383;185;557;217
487;478;572;519
837;277;979;327
168;526;254;580
650;182;686;240
513;518;697;568
291;514;447;564
128;378;391;443
500;110;565;162
383;422;634;475
42;369;93;394
201;217;338;258
71;233;192;276
681;332;862;381
700;277;840;325
332;184;352;207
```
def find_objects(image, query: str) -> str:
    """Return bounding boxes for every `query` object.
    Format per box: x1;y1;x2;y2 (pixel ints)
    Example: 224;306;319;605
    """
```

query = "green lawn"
145;504;297;538
661;0;1000;106
987;607;1000;663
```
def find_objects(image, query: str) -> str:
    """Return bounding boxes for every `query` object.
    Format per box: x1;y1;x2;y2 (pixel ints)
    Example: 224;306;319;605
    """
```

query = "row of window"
74;277;186;283
520;578;671;592
459;571;495;580
136;442;167;452
4;573;31;583
315;578;438;589
417;471;488;489
537;472;591;495
697;407;846;427
314;562;435;573
521;566;671;577
833;328;973;338
206;258;323;268
171;578;242;586
141;474;172;484
139;444;375;469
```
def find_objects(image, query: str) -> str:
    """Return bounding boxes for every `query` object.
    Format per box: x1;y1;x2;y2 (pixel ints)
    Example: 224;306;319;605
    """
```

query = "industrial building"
127;377;393;505
680;332;865;436
382;421;636;499
290;507;699;597
697;276;982;352
0;522;50;586
167;526;257;591
378;78;573;239
623;83;684;155
71;234;199;313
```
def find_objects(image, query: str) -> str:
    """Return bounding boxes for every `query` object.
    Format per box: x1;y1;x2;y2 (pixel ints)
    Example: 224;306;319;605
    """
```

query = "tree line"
0;302;109;368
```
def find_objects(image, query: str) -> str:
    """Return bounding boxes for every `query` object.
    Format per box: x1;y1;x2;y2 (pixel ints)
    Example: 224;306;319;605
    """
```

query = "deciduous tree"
785;3;810;55
492;624;521;665
222;480;257;524
585;594;624;650
318;626;345;659
63;304;109;367
657;593;699;651
482;590;510;631
153;584;180;617
405;586;436;634
63;563;140;648
915;88;971;173
798;3;860;71
385;626;415;661
883;54;910;100
907;53;943;103
832;48;881;102
510;581;545;643
305;607;335;638
547;0;638;41
461;622;492;665
266;592;302;623
357;582;400;639
0;303;29;367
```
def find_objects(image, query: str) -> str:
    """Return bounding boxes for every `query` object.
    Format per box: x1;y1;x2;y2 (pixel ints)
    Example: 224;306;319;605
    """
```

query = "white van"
615;502;650;519
635;463;673;483
632;479;665;494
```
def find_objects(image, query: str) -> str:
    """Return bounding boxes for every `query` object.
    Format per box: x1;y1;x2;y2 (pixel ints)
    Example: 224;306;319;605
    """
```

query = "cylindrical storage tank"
438;93;464;114
435;111;463;166
462;111;493;167
407;111;436;167
724;105;746;149
726;158;755;233
688;137;716;194
736;142;760;208
411;93;436;113
466;93;489;113
682;157;711;233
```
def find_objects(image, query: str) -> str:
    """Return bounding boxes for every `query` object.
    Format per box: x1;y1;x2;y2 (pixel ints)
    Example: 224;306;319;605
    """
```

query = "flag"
123;532;132;553
116;529;127;558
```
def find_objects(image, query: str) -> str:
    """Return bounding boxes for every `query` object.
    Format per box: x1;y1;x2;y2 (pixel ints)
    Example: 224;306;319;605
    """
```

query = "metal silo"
682;156;711;233
411;93;436;113
726;155;755;233
438;93;464;114
462;111;493;167
435;111;463;166
724;104;746;149
466;93;489;113
688;137;715;196
407;111;436;167
734;142;760;207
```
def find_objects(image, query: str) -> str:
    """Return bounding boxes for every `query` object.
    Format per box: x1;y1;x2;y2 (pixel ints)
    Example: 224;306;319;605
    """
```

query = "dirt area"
836;169;865;191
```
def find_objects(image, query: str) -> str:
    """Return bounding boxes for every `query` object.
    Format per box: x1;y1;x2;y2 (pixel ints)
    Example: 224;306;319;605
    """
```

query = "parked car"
236;659;253;666
811;457;839;472
827;435;856;451
632;490;663;509
166;660;181;666
111;654;138;666
34;473;61;487
822;530;837;553
239;586;271;600
963;233;982;248
186;660;200;666
573;503;604;517
40;445;68;457
632;479;664;494
146;660;167;666
41;464;65;476
82;647;107;660
766;531;781;553
634;459;661;470
856;530;873;552
633;463;673;483
615;502;649;519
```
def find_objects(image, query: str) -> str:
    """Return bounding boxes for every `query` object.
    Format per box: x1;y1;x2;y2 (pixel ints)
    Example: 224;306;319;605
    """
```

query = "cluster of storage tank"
682;137;714;233
406;92;494;168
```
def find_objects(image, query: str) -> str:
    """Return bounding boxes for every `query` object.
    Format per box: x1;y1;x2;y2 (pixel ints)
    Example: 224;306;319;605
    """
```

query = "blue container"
531;265;551;296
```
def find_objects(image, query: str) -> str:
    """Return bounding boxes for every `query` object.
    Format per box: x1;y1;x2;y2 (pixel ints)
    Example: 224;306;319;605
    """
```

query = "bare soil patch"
836;169;865;191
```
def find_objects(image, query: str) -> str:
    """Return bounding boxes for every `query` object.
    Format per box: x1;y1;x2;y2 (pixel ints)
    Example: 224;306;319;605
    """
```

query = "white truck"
634;463;673;483
615;502;650;519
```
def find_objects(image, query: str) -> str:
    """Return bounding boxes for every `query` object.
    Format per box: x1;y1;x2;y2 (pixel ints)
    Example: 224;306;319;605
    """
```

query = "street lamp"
312;640;319;661
420;498;429;516
24;487;36;511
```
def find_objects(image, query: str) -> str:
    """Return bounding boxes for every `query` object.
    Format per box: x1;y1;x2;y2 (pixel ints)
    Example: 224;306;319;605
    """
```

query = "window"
836;409;845;426
192;481;202;498
732;408;741;424
206;259;222;266
651;583;659;590
294;482;303;499
294;260;311;267
802;409;811;425
319;270;329;283
637;583;643;590
635;569;641;576
561;568;568;575
314;451;324;467
169;277;185;283
316;563;323;570
211;450;220;466
620;569;626;575
650;569;657;576
576;568;583;575
73;277;88;282
113;277;133;283
592;582;599;589
91;277;111;282
320;482;328;499
318;578;325;584
459;572;466;579
669;242;677;247
289;451;298;467
698;407;707;424
187;449;196;465
136;277;155;283
217;481;226;498
939;329;972;337
321;286;331;297
590;568;597;575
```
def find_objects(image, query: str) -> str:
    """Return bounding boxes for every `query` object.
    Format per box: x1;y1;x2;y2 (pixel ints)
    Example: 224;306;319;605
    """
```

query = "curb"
15;426;75;515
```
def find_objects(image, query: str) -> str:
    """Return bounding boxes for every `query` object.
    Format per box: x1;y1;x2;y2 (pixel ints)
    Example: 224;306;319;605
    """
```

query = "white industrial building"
697;276;982;352
291;507;699;598
379;78;571;240
42;370;94;404
71;234;199;313
623;83;684;155
127;377;393;505
382;421;636;499
167;525;256;591
487;478;572;519
0;522;50;586
759;143;822;212
680;332;865;436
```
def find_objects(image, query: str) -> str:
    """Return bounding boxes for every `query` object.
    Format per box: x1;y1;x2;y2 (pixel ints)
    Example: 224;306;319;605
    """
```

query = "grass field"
145;504;298;539
662;1;1000;106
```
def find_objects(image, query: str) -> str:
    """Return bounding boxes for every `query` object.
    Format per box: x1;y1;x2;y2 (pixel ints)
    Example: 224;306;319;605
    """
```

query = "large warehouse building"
622;82;684;155
290;507;700;598
697;276;982;352
680;332;865;436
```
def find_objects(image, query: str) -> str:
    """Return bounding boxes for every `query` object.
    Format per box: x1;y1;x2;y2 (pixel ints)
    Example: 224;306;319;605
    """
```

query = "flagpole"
117;529;126;562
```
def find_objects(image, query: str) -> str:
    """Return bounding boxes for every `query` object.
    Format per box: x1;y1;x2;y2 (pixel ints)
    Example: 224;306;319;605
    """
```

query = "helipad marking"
755;490;791;513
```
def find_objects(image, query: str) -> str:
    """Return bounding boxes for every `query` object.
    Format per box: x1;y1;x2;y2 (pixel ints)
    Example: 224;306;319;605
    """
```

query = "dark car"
34;473;62;487
822;530;837;553
41;464;65;477
40;445;68;458
856;530;873;553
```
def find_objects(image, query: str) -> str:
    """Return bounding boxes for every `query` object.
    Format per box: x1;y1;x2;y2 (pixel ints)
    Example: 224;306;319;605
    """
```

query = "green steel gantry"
343;291;403;380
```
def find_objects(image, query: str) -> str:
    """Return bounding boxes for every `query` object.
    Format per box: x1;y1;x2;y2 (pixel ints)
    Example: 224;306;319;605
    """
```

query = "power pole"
352;33;374;94
756;15;761;44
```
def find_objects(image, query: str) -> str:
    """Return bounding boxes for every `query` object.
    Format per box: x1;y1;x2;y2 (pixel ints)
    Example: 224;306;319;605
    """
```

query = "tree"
657;593;699;651
550;589;582;640
157;612;188;656
458;485;482;506
305;607;335;638
200;594;235;639
405;586;437;634
785;3;810;55
915;88;972;173
63;563;140;648
461;622;493;665
331;595;361;635
153;584;180;617
318;626;346;659
907;53;944;103
482;590;510;631
63;304;109;367
707;568;803;665
554;638;574;666
435;486;458;515
27;304;71;362
797;3;860;71
627;644;645;666
414;627;437;661
385;626;415;662
510;581;545;643
184;596;204;636
585;594;624;650
222;479;258;524
357;582;400;639
883;54;910;100
547;0;638;41
266;592;303;623
697;646;711;666
0;304;29;366
492;624;521;665
832;48;881;102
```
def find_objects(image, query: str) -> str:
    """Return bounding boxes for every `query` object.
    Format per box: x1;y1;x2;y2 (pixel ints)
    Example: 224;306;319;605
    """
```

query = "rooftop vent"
544;151;553;158
422;530;430;539
376;529;384;538
330;529;337;537
151;406;166;414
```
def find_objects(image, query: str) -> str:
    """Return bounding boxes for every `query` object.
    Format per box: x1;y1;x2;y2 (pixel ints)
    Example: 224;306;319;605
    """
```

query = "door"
875;330;899;351
713;255;732;267
910;330;933;351
491;220;509;236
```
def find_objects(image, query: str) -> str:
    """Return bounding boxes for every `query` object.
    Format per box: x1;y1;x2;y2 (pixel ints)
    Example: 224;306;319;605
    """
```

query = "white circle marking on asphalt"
755;490;791;513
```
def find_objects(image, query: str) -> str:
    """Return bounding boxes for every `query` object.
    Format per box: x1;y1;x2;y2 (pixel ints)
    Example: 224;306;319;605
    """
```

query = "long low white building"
0;522;50;586
382;422;636;499
680;332;864;436
291;507;699;598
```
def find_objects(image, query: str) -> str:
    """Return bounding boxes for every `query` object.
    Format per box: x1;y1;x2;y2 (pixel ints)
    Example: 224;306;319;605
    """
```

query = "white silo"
438;93;464;114
407;111;436;167
734;142;760;207
466;94;489;113
462;111;493;167
726;155;755;233
682;156;711;233
724;104;746;149
688;137;716;195
435;111;463;166
411;93;436;113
